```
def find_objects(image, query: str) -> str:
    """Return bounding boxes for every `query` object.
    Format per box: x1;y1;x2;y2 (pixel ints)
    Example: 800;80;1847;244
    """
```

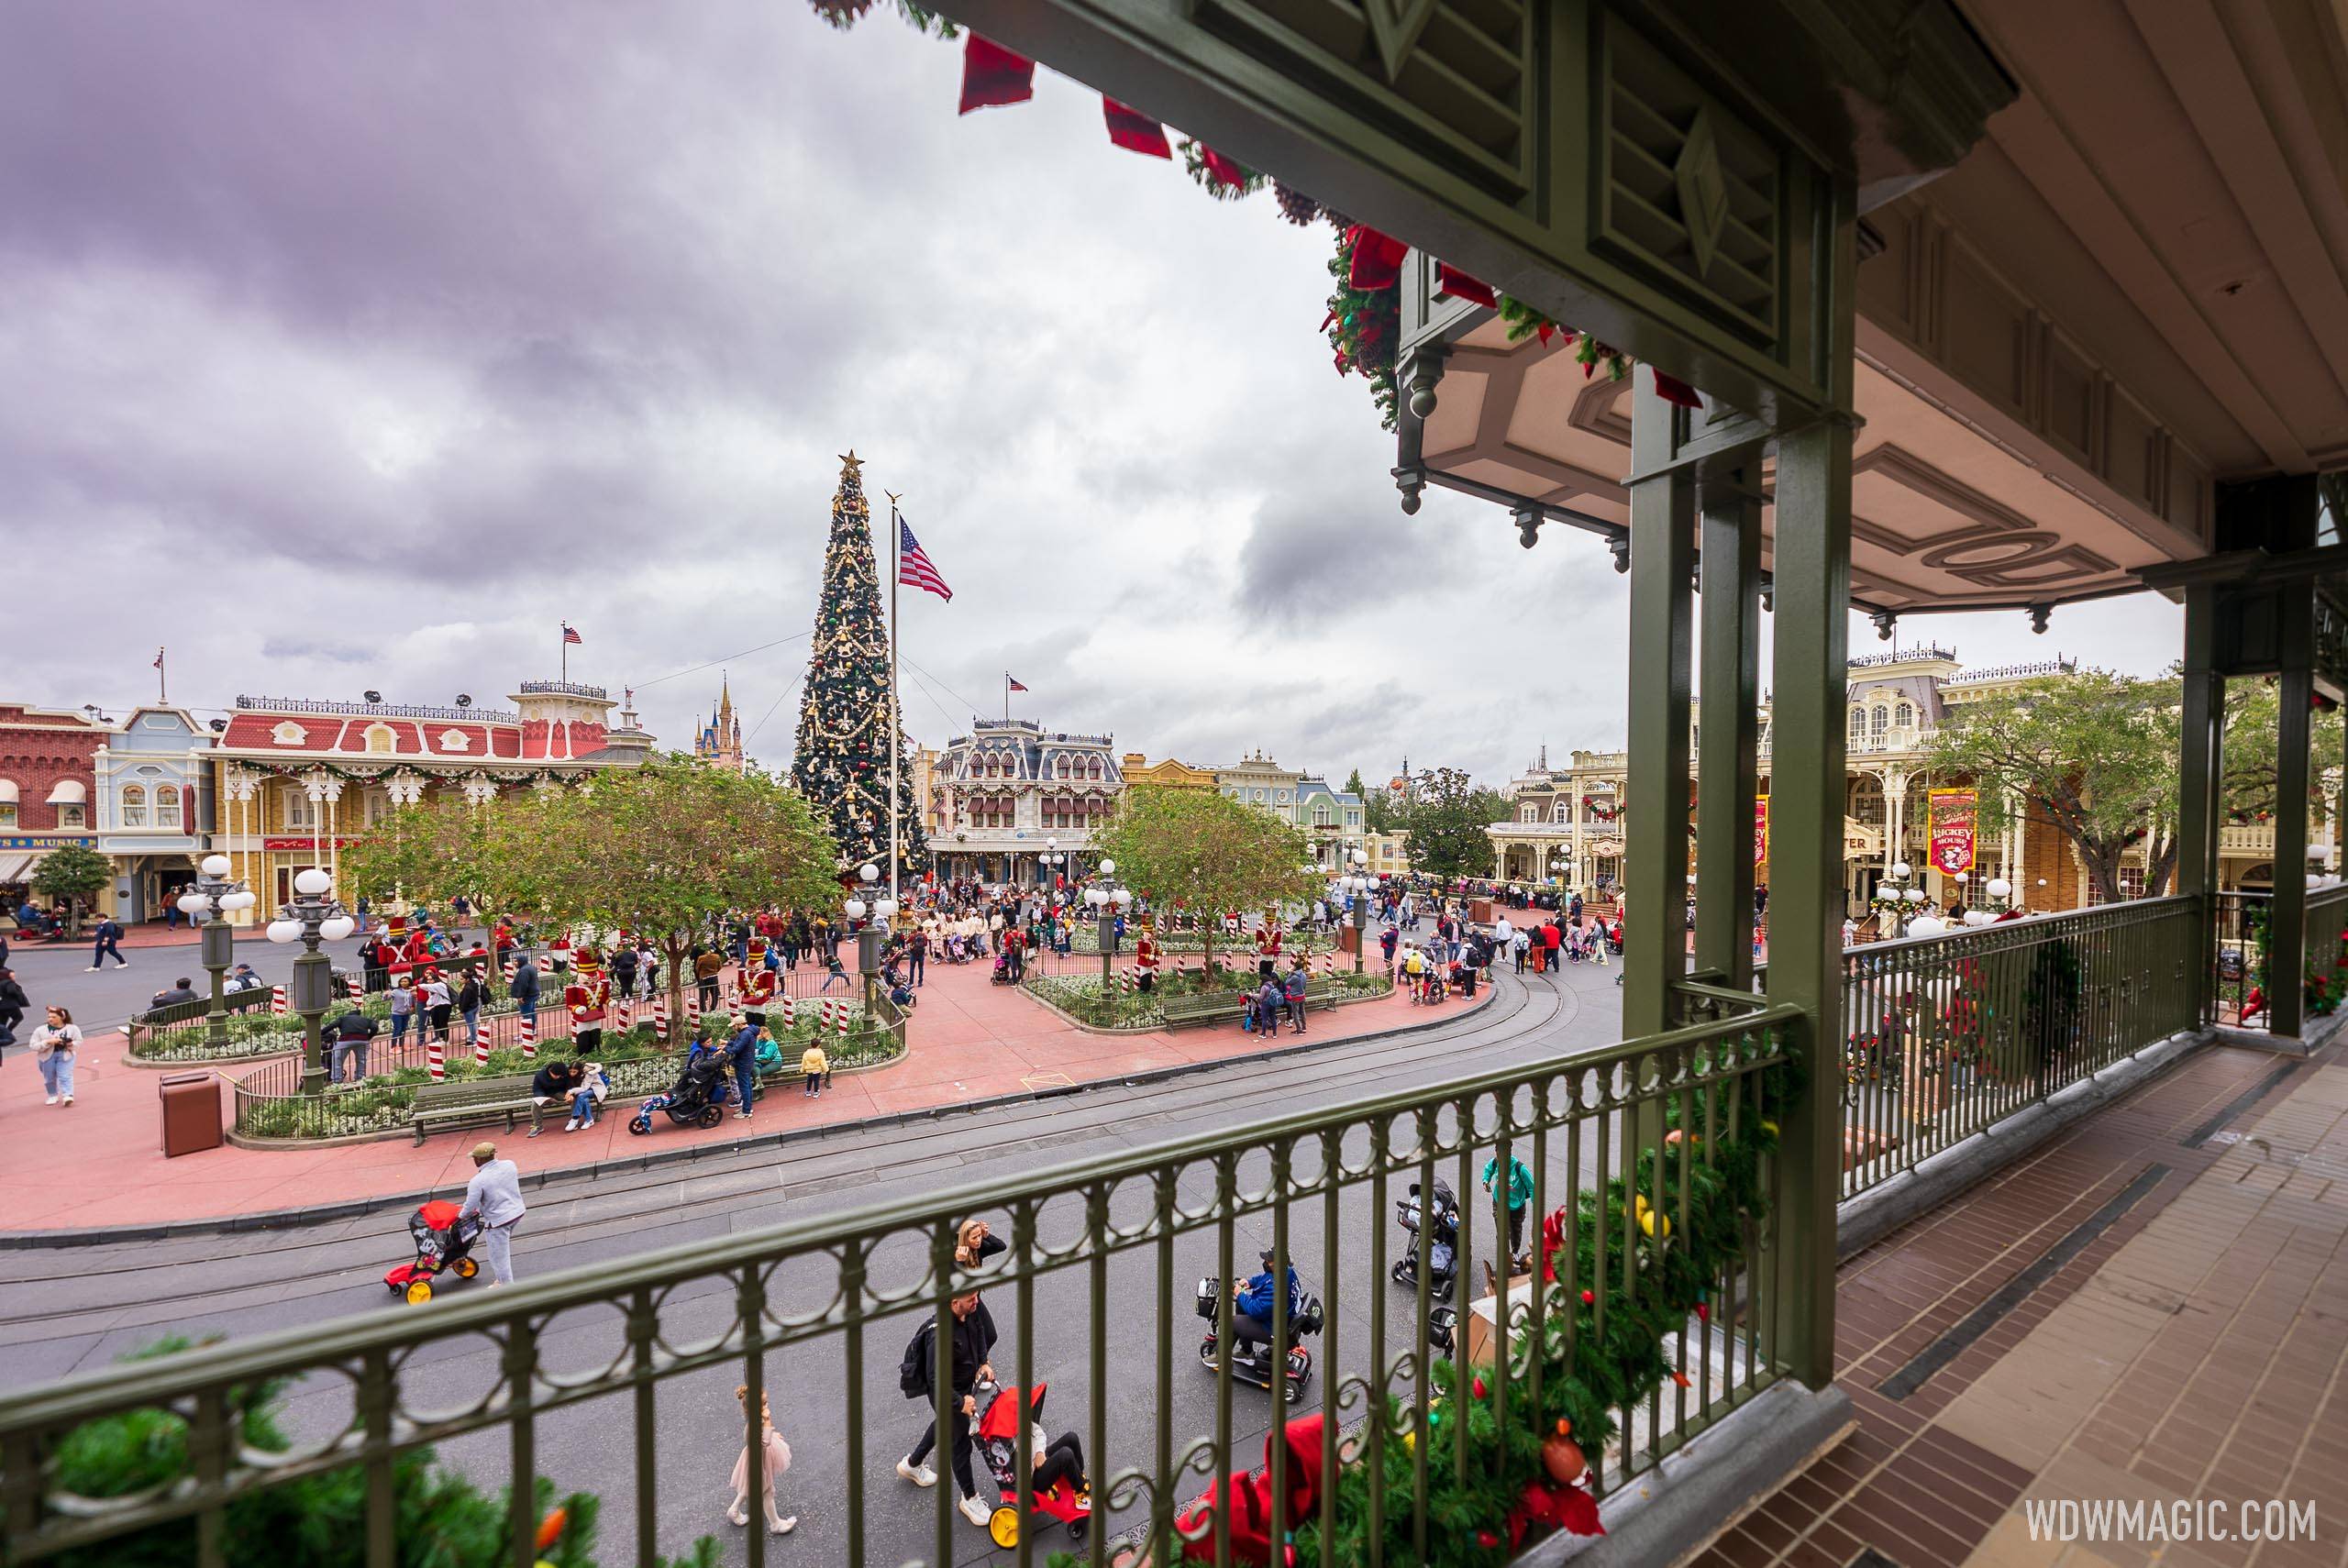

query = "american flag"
561;623;582;646
1007;674;1029;692
897;516;953;602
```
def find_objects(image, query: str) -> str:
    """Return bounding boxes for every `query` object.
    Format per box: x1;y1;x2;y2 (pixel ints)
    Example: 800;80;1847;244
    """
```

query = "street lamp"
1084;858;1130;990
1045;837;1058;891
263;867;355;1095
175;853;259;1051
1344;846;1371;974
1874;859;1927;938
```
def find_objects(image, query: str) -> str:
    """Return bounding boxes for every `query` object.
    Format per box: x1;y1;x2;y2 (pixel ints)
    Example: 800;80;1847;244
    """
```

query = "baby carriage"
990;950;1015;986
976;1383;1091;1549
626;1044;738;1135
384;1199;481;1306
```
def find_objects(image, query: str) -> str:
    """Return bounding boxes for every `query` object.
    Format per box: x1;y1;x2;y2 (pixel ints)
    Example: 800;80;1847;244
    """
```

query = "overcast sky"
3;3;2184;787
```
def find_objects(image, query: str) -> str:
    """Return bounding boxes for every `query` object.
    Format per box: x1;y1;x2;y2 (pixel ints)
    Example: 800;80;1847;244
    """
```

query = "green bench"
411;1074;546;1145
1161;980;1348;1030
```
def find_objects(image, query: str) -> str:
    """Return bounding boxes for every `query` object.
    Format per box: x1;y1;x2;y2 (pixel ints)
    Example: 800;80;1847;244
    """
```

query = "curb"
0;976;1510;1250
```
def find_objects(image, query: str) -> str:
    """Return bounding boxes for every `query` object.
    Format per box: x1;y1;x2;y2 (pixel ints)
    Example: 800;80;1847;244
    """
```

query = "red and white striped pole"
271;985;288;1019
685;990;703;1038
474;1021;493;1067
652;993;669;1043
517;1010;537;1059
426;1032;446;1081
836;999;851;1038
774;995;795;1030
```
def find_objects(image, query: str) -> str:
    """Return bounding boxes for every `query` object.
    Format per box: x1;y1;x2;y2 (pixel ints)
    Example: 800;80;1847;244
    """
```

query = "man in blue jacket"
1234;1248;1301;1348
724;1011;763;1121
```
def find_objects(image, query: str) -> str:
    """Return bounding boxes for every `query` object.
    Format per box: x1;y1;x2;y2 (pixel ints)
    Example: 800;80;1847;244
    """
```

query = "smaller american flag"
1007;674;1029;692
561;623;582;646
898;516;953;602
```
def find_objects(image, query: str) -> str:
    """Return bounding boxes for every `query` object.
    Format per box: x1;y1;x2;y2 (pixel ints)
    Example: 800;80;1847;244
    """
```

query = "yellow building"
1120;753;1216;790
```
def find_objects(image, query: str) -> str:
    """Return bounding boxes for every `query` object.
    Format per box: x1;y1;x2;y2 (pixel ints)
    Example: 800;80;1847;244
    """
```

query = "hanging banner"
1755;796;1769;867
1927;788;1977;876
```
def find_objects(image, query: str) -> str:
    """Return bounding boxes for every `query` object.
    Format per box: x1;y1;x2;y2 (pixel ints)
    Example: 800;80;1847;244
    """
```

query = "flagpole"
886;493;903;904
560;624;568;685
156;648;167;706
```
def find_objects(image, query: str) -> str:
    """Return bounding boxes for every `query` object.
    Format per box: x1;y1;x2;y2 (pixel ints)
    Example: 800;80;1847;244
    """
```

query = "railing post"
2270;587;2316;1041
1764;399;1855;1391
2177;583;2224;1025
1622;380;1696;1040
1695;464;1764;990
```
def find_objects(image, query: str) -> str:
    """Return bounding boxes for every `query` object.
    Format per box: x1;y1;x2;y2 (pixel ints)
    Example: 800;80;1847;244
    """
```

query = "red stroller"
976;1383;1091;1549
383;1199;481;1306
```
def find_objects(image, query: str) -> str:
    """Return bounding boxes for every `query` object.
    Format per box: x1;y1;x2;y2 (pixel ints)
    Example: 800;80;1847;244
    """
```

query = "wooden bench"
1161;980;1352;1030
411;1074;546;1145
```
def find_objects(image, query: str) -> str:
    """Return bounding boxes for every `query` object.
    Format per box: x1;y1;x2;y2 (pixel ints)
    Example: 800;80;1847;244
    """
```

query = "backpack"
899;1321;935;1399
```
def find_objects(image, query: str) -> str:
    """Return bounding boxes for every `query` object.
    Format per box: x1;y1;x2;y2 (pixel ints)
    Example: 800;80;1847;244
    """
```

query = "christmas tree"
789;452;929;881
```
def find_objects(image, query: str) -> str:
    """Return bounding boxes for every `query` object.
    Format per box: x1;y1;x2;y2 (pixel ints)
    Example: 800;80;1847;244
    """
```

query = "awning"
0;853;39;884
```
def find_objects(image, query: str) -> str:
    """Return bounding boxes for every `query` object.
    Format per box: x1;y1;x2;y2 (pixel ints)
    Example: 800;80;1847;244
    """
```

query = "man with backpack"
895;1288;998;1529
1282;959;1310;1035
326;1004;381;1085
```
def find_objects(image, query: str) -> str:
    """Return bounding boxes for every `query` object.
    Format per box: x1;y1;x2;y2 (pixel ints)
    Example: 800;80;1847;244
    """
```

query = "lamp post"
1343;846;1370;974
1874;859;1927;939
1084;859;1130;992
264;867;354;1095
175;854;258;1051
1044;838;1058;893
847;864;889;1013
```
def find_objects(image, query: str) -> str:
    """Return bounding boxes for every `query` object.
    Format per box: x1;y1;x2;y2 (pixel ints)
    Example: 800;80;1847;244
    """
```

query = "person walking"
611;944;637;1003
694;946;725;1012
0;966;26;1050
1539;921;1563;974
30;1006;80;1106
509;959;538;1035
1282;958;1310;1035
907;926;927;988
1481;1151;1534;1259
456;1142;525;1286
800;1037;827;1098
726;1385;797;1536
387;977;417;1049
87;916;127;972
421;971;454;1044
896;1288;999;1529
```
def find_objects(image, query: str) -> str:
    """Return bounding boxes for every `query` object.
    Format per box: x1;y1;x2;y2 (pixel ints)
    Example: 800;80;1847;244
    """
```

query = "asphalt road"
0;928;372;1037
1;952;1635;1567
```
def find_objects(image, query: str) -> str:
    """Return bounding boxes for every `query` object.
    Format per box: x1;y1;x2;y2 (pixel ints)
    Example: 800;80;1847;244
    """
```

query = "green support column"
2176;585;2224;1023
2269;590;2316;1040
1694;468;1764;989
1622;381;1696;1039
1767;411;1855;1390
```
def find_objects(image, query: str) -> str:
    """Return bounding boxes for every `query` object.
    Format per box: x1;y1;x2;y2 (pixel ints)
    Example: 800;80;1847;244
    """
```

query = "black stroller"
1390;1177;1459;1295
626;1043;744;1134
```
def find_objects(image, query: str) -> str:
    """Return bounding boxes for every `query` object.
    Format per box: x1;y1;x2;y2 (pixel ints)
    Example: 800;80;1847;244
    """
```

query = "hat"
1258;1248;1278;1265
471;1141;497;1161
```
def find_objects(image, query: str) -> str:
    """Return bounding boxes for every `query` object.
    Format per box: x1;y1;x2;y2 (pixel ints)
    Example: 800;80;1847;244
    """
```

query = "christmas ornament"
1272;181;1321;226
1542;1421;1586;1485
536;1507;569;1550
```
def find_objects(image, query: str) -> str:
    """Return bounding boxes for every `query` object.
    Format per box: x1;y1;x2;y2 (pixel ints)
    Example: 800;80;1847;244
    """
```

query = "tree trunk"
663;935;692;1051
2078;842;2126;904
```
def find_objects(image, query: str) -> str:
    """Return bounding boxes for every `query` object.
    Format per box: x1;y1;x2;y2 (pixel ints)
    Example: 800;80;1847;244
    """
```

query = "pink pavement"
0;953;1475;1234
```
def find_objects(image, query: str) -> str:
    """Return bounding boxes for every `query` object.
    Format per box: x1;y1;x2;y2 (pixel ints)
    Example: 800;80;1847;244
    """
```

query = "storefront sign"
260;836;359;850
0;835;96;850
1927;789;1977;876
1755;797;1769;867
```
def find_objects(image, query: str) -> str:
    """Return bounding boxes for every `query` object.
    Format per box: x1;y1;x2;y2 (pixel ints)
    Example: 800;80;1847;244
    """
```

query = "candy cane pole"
271;985;288;1019
653;993;670;1043
518;1010;537;1059
426;1032;446;1081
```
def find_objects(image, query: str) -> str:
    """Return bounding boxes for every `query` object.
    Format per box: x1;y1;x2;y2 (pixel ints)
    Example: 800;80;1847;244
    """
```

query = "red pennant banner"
1435;264;1497;308
1346;225;1407;290
1651;368;1703;408
1198;144;1248;190
1102;97;1171;158
958;35;1035;115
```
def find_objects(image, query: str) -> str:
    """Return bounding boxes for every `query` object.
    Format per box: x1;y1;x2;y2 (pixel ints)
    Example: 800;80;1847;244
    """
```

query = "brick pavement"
1690;1037;2348;1568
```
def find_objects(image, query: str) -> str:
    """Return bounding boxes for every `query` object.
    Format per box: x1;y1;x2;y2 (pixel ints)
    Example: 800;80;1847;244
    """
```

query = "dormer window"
271;721;305;746
365;723;397;754
437;729;472;752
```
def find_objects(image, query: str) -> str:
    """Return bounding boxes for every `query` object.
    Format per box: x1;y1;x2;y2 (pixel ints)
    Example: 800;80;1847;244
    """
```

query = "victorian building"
207;680;652;919
0;702;109;921
1120;753;1217;790
932;718;1124;884
1213;750;1368;869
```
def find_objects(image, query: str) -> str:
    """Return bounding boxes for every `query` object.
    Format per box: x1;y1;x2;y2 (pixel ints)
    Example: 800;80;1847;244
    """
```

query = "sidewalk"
1694;1034;2348;1568
0;952;1461;1232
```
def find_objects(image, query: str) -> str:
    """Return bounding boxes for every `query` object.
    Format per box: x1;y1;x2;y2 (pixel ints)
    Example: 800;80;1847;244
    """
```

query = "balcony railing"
0;1005;1797;1568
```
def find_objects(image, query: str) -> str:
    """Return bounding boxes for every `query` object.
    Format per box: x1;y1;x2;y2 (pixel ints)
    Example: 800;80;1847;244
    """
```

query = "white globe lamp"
1100;859;1116;876
1907;915;1946;937
1890;861;1911;880
858;864;879;885
265;918;302;944
319;915;356;942
176;892;208;916
845;898;867;921
1113;889;1132;909
874;898;899;922
1986;878;2011;901
223;890;257;912
294;867;332;896
200;854;232;879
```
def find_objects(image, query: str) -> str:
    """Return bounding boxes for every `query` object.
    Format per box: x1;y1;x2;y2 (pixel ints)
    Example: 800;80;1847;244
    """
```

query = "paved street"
1;922;395;1037
0;955;1628;1566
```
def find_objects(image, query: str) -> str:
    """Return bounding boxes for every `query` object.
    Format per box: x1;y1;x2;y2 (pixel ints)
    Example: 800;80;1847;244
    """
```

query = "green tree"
32;843;113;938
1394;767;1500;881
1094;785;1318;974
788;452;927;882
2218;675;2344;826
343;759;840;1027
1925;670;2180;903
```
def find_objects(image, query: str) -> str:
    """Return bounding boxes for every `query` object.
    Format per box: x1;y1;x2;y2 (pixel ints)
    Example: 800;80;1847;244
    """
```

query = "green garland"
1494;297;1631;381
1179;138;1268;200
1327;227;1402;430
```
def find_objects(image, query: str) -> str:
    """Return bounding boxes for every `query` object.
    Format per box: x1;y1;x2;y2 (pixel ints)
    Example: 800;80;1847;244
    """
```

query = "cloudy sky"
4;3;2182;787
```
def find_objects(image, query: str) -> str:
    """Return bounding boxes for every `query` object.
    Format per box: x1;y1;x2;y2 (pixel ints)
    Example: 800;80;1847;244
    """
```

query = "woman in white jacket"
30;1006;81;1106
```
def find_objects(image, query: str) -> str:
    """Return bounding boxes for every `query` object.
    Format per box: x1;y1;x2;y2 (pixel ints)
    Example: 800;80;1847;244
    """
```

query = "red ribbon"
958;35;1035;115
1102;97;1170;158
1435;264;1497;308
1651;368;1703;408
1199;144;1249;191
1345;225;1408;290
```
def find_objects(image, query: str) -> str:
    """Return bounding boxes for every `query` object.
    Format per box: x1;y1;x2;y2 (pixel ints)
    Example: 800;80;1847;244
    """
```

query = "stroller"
384;1199;481;1306
626;1043;741;1135
1390;1177;1458;1297
990;949;1016;986
975;1383;1091;1549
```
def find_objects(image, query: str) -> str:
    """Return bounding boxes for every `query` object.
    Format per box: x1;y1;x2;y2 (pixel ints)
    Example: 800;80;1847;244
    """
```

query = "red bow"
958;35;1034;115
1102;98;1170;158
1346;225;1408;290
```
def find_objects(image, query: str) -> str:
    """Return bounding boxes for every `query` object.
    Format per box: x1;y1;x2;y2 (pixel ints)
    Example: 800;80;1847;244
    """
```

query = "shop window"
155;785;182;830
282;788;316;830
58;804;85;829
121;784;147;829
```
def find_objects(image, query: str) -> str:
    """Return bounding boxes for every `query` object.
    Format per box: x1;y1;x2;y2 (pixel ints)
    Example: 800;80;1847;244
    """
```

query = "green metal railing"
0;1006;1794;1568
1834;897;2199;1197
2302;882;2348;1018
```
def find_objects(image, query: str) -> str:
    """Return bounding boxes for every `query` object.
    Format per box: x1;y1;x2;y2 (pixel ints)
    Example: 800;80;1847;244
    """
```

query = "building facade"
932;719;1124;884
209;681;652;920
1120;753;1217;790
1486;651;2328;915
92;706;213;922
0;702;108;921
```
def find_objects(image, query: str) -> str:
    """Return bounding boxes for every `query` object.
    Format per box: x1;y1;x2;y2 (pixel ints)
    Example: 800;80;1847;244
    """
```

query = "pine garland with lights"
1326;226;1402;430
788;453;930;884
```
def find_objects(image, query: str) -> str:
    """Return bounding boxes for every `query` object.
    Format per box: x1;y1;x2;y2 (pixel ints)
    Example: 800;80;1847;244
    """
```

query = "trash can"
160;1071;224;1158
